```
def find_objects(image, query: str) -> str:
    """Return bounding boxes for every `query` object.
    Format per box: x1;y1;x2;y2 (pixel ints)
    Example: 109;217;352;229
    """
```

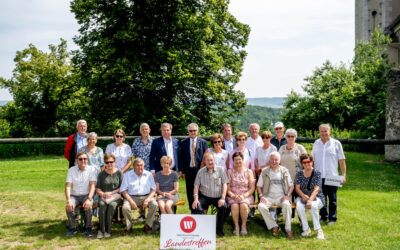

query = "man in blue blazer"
181;123;208;213
149;123;182;176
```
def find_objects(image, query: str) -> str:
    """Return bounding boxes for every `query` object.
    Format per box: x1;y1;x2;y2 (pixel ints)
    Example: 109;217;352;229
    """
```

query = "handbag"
102;193;121;204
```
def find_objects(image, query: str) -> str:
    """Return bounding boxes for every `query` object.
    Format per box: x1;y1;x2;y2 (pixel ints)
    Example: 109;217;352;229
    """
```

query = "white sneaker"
317;229;325;239
301;227;311;237
97;231;104;239
327;221;336;226
104;232;111;238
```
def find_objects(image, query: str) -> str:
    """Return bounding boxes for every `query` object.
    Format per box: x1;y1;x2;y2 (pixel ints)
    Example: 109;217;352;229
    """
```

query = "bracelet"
193;194;198;197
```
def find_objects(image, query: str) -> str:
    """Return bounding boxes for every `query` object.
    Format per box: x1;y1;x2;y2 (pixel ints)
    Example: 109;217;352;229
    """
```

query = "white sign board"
325;175;344;187
160;214;216;249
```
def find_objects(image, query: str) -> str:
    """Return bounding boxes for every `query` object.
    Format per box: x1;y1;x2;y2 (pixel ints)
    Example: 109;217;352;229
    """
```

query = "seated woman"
295;153;325;240
155;156;179;214
226;152;255;236
95;153;124;238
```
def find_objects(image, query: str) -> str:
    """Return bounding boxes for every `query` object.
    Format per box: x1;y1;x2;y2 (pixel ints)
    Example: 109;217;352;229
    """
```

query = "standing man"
65;151;96;237
64;120;88;168
181;123;208;213
257;152;294;239
121;158;158;235
222;124;237;153
149;123;182;176
312;124;346;226
132;123;154;171
271;122;287;150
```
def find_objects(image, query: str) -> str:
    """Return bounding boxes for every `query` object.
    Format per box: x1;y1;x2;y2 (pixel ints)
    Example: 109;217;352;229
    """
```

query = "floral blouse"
131;136;154;171
105;143;133;171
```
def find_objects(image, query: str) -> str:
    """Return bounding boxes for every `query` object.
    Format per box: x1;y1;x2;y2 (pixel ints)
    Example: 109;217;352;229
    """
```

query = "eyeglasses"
262;136;270;139
212;140;222;144
302;160;312;164
237;138;246;141
78;158;88;161
115;135;124;138
286;135;295;138
105;161;114;164
275;127;283;130
189;130;197;133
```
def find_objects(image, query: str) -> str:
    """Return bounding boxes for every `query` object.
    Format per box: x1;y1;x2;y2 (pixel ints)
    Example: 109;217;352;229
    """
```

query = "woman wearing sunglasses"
207;133;229;170
295;153;325;239
254;130;277;176
105;129;133;173
96;153;124;238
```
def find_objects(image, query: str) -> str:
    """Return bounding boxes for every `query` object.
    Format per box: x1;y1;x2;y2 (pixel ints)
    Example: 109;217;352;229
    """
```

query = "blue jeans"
320;178;338;222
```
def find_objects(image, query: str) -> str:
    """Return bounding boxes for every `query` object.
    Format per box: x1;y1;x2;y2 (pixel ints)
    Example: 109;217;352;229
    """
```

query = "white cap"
274;122;284;128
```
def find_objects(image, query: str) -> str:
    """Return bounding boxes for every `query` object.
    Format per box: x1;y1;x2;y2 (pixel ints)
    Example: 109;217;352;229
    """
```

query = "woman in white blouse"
205;133;229;169
254;130;277;176
105;129;132;173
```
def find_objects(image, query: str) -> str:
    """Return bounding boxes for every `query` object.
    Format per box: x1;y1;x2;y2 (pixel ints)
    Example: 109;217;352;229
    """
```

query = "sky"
0;0;355;100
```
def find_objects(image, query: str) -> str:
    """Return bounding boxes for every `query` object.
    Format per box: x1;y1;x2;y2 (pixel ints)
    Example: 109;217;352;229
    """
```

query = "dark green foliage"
70;0;250;135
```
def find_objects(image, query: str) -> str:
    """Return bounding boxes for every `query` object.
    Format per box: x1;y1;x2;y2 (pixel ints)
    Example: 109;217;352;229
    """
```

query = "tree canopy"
282;30;393;138
70;0;250;135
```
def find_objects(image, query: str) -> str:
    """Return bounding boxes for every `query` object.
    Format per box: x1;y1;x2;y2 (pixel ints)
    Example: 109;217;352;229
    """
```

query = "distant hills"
246;97;285;108
0;100;9;106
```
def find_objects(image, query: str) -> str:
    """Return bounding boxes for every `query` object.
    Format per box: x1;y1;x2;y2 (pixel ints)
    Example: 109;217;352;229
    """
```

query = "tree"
282;30;393;138
70;0;250;135
0;39;85;137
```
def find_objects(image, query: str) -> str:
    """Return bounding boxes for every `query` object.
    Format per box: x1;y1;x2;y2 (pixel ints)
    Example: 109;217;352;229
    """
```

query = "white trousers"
258;197;292;232
296;197;323;231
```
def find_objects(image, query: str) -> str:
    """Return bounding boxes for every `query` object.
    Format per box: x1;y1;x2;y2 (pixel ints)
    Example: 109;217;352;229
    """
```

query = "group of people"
64;120;346;240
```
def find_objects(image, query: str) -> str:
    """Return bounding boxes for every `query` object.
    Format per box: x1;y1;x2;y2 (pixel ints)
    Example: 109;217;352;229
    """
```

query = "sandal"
240;229;247;236
233;228;239;236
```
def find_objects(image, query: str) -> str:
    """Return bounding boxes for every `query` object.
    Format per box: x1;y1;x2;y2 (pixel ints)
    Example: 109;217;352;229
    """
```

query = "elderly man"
257;152;294;239
149;123;182;175
181;123;208;213
121;158;158;234
64;120;88;168
312;124;346;226
192;153;228;237
65;151;96;237
271;122;287;150
222;124;237;153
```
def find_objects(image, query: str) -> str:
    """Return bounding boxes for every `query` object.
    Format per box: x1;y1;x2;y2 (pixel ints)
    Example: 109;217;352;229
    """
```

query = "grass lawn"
0;152;399;249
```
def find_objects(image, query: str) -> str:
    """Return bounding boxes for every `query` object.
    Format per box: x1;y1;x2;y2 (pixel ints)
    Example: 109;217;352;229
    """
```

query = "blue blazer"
181;137;208;174
149;136;182;172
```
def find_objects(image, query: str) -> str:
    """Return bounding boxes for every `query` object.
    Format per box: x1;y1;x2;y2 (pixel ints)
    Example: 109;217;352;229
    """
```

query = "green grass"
0;153;399;249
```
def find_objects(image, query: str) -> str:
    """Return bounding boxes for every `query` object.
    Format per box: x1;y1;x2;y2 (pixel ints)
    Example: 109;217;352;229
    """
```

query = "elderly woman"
155;156;179;214
79;132;104;176
279;128;307;219
254;130;277;176
228;132;252;170
131;123;154;171
295;154;325;240
206;133;229;169
226;152;255;236
106;129;133;173
96;153;123;238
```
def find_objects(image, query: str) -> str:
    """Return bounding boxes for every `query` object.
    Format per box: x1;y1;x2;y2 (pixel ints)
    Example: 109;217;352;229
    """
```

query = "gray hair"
319;123;331;131
140;123;150;130
270;151;281;161
222;124;232;131
285;128;297;137
133;158;145;165
87;132;98;140
249;123;260;130
76;120;87;127
161;122;173;130
187;123;199;130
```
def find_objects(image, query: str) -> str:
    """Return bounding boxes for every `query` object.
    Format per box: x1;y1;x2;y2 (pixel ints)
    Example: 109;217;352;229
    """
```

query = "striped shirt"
194;165;229;198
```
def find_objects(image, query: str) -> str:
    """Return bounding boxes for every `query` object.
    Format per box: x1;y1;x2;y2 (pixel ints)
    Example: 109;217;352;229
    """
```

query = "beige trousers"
122;194;158;230
258;197;292;232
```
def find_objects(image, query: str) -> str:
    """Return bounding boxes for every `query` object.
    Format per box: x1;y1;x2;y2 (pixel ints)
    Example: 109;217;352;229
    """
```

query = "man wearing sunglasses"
65;151;97;237
64;120;88;168
271;122;287;150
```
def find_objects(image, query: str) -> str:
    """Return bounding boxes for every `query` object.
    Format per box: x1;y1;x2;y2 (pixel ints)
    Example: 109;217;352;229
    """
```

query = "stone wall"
385;68;400;162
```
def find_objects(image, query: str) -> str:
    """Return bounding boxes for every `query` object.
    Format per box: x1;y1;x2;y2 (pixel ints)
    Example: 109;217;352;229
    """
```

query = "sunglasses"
78;158;88;161
212;140;222;144
189;130;197;133
115;135;124;138
302;160;312;164
286;135;295;138
105;161;114;164
237;138;246;141
275;127;283;130
262;136;270;139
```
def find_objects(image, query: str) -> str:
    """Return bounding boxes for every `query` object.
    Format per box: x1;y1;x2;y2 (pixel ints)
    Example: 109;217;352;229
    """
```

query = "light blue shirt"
120;170;156;195
76;133;88;154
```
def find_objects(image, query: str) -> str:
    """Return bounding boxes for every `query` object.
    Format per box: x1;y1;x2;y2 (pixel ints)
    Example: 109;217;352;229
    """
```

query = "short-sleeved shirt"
208;148;228;169
279;143;307;182
106;143;133;171
66;165;97;196
96;169;124;192
311;138;345;178
194;166;229;198
295;170;325;205
255;145;277;168
257;169;285;200
120;170;156;195
245;136;263;168
155;170;178;192
228;148;252;169
131;137;154;171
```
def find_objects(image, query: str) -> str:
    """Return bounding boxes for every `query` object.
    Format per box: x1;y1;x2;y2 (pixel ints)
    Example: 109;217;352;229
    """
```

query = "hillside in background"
230;105;284;132
246;97;285;108
0;101;9;106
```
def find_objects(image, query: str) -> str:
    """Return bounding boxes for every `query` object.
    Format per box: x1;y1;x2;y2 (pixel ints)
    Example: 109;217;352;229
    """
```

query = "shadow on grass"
0;219;70;240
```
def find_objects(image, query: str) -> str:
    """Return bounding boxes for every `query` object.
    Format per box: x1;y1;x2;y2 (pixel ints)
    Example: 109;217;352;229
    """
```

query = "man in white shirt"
65;151;96;237
121;158;158;234
257;152;294;239
222;124;237;153
311;124;346;226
